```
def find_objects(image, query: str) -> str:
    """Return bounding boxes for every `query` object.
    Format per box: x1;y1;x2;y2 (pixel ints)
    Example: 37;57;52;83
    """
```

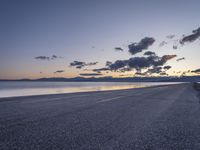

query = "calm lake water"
0;81;180;98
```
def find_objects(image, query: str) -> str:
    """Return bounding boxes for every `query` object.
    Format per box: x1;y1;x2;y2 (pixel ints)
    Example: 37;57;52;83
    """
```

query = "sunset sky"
1;0;200;79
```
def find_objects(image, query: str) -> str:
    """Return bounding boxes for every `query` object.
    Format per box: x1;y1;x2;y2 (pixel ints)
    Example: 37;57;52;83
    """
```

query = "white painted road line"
97;96;127;103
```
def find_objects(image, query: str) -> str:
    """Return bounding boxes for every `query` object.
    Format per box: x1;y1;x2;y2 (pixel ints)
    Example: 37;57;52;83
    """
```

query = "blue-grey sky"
1;0;200;79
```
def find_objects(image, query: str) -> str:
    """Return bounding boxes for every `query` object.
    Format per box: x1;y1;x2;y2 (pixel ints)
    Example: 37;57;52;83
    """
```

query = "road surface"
0;83;200;150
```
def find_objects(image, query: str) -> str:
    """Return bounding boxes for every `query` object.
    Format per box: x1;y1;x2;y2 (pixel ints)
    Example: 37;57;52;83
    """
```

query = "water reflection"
0;81;179;98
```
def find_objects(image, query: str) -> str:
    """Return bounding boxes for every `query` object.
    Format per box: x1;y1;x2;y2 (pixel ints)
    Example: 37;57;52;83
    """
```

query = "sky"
0;0;200;79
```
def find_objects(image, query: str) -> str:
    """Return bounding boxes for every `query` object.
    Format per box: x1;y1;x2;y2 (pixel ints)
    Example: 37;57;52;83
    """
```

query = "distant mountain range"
0;76;200;82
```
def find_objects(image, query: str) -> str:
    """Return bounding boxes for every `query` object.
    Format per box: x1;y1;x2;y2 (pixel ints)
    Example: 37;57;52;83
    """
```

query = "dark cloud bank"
91;35;178;76
93;53;176;76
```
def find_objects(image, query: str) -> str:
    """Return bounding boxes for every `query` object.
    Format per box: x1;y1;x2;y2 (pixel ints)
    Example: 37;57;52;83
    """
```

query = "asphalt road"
0;83;200;150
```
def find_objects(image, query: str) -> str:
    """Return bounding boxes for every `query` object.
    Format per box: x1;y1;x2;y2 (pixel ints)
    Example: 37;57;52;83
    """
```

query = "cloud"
106;61;112;66
108;60;128;70
35;56;50;60
160;72;168;76
173;45;178;49
144;65;171;75
128;57;151;70
180;27;200;44
144;51;156;56
54;70;65;74
79;73;103;76
166;34;175;39
163;65;172;70
192;69;200;74
95;53;176;75
151;55;176;67
159;41;167;47
128;55;176;70
52;55;58;59
35;55;63;61
128;37;155;55
51;55;63;60
86;62;98;66
161;55;177;62
70;61;85;69
95;58;145;73
118;67;132;72
70;61;98;69
114;47;124;52
146;67;162;74
93;68;110;73
135;72;147;76
176;57;185;62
